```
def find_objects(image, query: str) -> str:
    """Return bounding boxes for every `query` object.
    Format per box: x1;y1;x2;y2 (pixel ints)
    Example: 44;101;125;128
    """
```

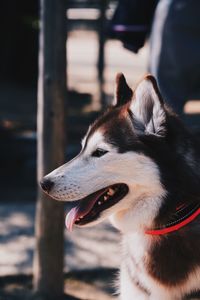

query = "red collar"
146;203;200;236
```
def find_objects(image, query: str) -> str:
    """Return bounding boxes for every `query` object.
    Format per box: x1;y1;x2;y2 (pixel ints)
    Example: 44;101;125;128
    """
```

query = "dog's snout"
40;178;54;193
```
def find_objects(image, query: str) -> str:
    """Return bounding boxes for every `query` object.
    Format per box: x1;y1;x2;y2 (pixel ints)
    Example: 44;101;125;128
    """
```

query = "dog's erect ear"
130;75;166;136
113;73;133;106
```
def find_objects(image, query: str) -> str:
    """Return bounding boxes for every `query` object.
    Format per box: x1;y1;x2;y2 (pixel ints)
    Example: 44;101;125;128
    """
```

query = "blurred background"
0;1;199;299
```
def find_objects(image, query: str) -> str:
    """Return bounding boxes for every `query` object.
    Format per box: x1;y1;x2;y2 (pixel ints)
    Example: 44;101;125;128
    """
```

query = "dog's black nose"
40;178;54;193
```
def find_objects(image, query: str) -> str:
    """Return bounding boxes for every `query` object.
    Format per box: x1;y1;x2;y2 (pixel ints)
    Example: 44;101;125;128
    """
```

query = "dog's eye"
91;148;108;158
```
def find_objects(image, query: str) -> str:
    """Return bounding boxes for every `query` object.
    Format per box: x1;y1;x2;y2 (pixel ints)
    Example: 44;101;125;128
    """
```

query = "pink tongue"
65;207;79;232
65;189;106;231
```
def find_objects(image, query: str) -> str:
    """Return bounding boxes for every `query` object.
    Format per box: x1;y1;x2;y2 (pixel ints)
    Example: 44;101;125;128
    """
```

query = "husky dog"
40;74;200;300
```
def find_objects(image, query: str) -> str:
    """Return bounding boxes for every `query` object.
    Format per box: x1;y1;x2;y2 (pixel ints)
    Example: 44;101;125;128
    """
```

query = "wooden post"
97;0;107;107
33;0;67;299
97;0;107;83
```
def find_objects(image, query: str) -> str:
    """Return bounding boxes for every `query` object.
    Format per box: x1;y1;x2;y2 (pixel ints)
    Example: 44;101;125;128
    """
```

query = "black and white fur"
41;74;200;299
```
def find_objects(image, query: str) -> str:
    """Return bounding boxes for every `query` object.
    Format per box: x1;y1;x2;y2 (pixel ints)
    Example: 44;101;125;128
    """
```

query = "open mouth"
65;183;129;231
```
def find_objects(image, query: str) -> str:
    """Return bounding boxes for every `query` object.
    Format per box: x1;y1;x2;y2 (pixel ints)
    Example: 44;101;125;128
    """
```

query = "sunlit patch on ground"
0;203;120;277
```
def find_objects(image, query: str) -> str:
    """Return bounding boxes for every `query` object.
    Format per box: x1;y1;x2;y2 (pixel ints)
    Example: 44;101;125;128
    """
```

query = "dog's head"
41;74;171;232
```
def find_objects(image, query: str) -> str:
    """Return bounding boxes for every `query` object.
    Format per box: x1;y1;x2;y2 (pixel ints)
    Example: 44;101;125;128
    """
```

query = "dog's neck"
109;195;162;234
110;194;200;237
146;201;200;235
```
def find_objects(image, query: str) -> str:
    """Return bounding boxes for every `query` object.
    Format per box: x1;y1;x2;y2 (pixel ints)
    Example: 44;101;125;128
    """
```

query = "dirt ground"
0;269;117;300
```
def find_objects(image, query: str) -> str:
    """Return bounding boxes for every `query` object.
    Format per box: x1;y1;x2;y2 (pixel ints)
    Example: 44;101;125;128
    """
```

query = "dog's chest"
122;233;148;272
120;232;200;300
120;233;152;297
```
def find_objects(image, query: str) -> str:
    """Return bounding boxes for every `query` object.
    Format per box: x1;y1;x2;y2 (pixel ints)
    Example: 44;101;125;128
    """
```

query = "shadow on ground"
0;268;117;300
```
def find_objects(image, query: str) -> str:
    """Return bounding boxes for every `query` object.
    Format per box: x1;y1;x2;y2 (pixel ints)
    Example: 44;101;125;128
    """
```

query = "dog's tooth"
98;201;102;205
107;188;115;196
104;196;108;201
